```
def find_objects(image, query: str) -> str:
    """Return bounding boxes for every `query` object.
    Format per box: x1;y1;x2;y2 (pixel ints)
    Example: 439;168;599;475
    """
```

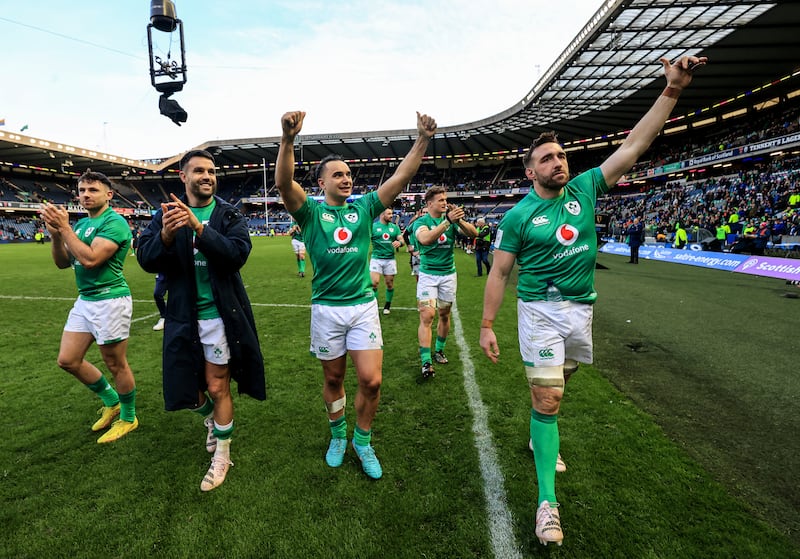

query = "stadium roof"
2;0;799;180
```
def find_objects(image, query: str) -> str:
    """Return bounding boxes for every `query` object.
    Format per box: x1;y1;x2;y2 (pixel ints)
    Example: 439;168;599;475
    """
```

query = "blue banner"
599;241;748;271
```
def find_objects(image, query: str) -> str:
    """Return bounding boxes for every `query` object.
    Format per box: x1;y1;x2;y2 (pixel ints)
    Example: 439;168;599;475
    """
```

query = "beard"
537;173;569;191
190;181;216;202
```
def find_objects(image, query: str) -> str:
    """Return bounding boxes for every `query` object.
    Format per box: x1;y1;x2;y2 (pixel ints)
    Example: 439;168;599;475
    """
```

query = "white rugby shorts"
416;271;457;304
291;239;306;254
64;296;132;345
197;317;231;365
309;299;383;359
369;258;398;276
517;299;593;368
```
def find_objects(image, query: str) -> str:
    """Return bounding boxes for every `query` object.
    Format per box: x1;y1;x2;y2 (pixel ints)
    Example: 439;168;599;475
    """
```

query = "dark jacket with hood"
137;195;266;411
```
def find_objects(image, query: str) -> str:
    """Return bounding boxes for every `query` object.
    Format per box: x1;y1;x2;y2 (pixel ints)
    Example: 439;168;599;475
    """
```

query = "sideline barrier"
598;241;800;283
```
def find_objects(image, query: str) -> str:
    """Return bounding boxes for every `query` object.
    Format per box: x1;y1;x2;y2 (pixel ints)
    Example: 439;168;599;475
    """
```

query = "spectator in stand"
673;221;688;249
789;189;800;209
714;220;730;252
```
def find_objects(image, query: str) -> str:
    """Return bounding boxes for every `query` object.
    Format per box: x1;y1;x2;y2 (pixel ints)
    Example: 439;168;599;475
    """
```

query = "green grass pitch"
0;237;798;558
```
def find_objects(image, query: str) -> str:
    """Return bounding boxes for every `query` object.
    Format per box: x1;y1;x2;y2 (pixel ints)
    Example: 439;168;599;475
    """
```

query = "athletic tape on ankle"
325;395;346;414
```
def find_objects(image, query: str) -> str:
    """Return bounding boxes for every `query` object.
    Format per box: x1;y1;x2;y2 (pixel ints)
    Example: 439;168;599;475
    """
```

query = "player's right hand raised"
281;111;306;138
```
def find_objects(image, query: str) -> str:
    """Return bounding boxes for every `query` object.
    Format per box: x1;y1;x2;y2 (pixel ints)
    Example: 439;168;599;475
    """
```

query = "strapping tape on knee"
525;365;565;389
564;359;579;376
325;395;346;414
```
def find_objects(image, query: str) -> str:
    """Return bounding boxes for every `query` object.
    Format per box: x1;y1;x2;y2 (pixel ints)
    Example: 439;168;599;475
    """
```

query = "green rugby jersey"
71;207;131;301
290;222;304;242
494;167;609;304
370;220;401;260
190;201;220;319
293;192;384;306
415;213;458;275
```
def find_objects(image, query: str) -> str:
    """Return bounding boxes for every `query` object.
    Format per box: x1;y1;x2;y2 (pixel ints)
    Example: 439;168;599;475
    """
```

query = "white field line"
451;303;521;559
0;294;419;313
4;292;519;554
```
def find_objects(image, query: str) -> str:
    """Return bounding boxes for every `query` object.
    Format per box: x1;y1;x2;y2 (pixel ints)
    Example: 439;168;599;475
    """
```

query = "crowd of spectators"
597;158;800;252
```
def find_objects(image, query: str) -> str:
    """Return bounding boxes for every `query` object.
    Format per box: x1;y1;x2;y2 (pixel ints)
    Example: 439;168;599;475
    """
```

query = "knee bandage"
325;395;346;414
526;365;565;389
418;299;437;309
563;359;579;376
437;299;452;310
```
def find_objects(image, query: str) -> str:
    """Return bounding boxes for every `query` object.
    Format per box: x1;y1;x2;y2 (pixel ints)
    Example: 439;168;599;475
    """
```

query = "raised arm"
377;112;437;208
275;111;309;214
600;55;707;187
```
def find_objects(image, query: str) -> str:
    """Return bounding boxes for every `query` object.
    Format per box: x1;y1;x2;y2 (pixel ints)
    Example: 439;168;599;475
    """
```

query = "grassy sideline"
0;237;797;558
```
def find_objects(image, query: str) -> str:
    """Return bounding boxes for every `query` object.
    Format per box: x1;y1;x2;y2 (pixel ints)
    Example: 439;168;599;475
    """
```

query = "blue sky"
0;1;602;160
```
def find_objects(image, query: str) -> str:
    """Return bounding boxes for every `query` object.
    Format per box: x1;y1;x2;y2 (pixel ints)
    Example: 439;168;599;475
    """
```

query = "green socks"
87;377;119;407
213;420;234;441
193;395;214;417
298;259;306;273
419;346;432;365
530;408;559;506
435;336;447;353
118;389;136;422
329;416;347;439
385;288;394;303
353;425;371;447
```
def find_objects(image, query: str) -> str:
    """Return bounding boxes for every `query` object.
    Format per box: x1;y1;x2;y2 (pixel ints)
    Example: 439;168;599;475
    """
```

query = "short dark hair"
78;169;112;189
313;154;345;182
424;185;446;202
523;131;560;168
179;149;215;171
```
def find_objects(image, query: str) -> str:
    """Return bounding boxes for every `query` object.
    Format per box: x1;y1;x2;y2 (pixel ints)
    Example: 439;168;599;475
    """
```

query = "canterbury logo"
538;348;555;359
531;216;549;226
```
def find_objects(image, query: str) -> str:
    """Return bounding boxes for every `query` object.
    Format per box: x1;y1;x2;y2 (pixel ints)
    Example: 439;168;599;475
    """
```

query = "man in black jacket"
137;149;266;492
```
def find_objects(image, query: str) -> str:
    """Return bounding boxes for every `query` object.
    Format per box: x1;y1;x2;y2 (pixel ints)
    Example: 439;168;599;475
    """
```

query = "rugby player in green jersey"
370;208;405;315
414;187;477;379
288;221;307;277
480;55;707;546
41;170;138;444
276;110;437;479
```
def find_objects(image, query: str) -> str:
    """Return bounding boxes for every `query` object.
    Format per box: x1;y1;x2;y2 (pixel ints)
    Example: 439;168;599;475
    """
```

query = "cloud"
0;0;602;159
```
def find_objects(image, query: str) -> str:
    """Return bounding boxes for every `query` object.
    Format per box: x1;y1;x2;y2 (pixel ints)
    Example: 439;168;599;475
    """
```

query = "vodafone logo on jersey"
333;227;353;245
438;234;447;244
381;232;391;241
555;224;579;246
